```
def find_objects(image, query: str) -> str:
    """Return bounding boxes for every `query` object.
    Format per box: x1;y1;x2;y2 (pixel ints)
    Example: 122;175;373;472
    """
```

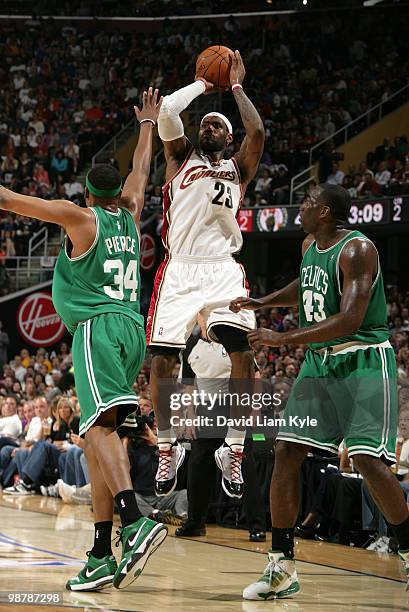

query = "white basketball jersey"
162;149;243;257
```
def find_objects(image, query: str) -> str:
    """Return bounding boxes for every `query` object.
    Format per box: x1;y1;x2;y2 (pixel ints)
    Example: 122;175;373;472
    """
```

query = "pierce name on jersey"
299;230;389;350
53;206;144;335
162;149;243;257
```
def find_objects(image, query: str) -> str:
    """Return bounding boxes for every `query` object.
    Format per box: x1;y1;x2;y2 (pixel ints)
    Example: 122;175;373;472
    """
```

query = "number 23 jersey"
53;206;144;335
162;149;243;257
299;230;389;350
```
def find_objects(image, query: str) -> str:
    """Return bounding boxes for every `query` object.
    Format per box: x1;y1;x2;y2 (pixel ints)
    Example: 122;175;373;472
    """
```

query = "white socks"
157;428;176;450
225;427;246;448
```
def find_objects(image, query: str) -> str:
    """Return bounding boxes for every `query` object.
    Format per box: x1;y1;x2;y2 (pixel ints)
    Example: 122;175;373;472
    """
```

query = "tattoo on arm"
233;89;264;186
234;88;264;129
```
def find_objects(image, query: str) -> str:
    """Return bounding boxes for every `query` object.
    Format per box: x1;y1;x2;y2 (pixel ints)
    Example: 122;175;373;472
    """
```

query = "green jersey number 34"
103;259;138;301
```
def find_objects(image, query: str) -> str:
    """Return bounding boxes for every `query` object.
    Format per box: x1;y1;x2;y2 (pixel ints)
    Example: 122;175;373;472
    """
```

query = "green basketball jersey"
298;230;389;350
53;206;144;335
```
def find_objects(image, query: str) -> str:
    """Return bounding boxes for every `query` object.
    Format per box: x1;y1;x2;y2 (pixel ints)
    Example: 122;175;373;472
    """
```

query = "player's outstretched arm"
247;238;377;350
230;51;265;191
0;187;96;255
158;79;209;181
230;279;300;313
230;235;312;312
121;87;163;223
0;187;90;229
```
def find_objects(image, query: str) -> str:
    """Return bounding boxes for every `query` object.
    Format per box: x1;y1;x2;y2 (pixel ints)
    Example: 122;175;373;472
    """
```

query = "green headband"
86;173;122;198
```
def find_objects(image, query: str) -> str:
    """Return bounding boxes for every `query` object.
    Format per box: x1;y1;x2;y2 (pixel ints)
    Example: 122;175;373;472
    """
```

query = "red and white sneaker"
214;443;244;498
154;442;186;496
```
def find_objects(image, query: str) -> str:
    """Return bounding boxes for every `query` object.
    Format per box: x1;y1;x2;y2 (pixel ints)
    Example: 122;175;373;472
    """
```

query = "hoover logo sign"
16;292;65;347
140;234;156;271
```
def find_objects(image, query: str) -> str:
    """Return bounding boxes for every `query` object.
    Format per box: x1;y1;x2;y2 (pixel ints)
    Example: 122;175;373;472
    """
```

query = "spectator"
63;174;84;199
50;151;69;182
120;416;188;522
375;161;391;189
11;355;27;384
0;394;22;449
357;170;382;197
326;162;345;185
254;169;272;198
64;138;80;173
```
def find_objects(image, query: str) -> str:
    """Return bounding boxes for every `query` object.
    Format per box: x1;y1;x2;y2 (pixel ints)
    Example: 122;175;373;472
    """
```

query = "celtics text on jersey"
299;230;389;350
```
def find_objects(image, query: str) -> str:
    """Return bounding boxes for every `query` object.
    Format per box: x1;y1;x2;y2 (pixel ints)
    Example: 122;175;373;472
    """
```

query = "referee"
175;318;266;541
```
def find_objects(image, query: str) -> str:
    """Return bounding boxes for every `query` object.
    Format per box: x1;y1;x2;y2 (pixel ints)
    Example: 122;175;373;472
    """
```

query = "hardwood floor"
0;494;406;611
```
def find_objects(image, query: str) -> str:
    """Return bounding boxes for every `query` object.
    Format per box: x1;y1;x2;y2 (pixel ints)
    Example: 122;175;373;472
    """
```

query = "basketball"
196;45;234;88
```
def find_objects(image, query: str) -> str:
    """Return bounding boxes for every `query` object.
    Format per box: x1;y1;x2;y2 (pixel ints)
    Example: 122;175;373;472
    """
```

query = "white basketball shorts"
146;254;256;348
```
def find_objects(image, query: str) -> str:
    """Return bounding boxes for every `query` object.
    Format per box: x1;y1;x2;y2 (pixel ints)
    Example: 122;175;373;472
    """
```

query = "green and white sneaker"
398;548;409;590
243;550;300;600
66;552;117;591
113;516;168;590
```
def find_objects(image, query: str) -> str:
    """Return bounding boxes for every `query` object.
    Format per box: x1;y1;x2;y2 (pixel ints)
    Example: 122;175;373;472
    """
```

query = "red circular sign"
16;292;66;347
140;234;156;271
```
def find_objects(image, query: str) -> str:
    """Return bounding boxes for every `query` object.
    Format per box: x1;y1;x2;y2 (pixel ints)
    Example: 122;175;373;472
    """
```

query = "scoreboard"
237;197;409;234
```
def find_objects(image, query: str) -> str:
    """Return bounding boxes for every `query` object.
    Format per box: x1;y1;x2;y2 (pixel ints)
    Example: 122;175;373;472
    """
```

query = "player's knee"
351;453;378;475
274;440;309;471
210;324;250;354
230;349;254;369
150;347;179;378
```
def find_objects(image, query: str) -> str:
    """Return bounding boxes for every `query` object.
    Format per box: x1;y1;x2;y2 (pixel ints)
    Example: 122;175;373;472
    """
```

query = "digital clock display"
348;202;385;225
247;197;409;233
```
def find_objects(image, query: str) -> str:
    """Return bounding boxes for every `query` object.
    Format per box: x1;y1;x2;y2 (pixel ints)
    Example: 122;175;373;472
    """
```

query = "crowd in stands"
317;135;409;200
1;10;408;261
0;282;408;543
2;0;345;18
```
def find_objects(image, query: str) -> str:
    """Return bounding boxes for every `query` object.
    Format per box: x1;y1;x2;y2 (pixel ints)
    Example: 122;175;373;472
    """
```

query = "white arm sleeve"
158;80;206;142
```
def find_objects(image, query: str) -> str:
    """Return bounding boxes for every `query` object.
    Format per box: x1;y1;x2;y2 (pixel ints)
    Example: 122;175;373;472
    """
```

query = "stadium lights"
302;0;308;5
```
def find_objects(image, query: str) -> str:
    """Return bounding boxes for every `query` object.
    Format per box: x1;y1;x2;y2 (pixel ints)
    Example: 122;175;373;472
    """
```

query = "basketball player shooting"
0;89;169;592
147;50;265;498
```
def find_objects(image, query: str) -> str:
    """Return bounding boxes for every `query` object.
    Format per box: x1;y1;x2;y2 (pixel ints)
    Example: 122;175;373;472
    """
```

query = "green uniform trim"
74;314;145;437
277;344;397;464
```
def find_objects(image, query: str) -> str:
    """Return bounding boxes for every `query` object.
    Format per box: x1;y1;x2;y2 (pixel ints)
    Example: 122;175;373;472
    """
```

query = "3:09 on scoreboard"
348;202;386;225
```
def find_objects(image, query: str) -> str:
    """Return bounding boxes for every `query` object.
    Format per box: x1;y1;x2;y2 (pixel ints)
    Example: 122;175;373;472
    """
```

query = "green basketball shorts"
72;313;146;437
277;341;397;464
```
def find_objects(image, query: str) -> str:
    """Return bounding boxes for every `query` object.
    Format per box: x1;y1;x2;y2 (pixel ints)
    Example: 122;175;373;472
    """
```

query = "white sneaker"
3;481;35;496
243;551;300;600
367;535;390;553
40;484;59;498
154;442;185;496
71;485;92;505
214;443;244;498
57;479;76;503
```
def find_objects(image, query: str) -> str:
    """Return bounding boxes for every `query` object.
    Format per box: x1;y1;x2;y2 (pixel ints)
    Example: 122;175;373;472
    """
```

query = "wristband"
195;77;209;92
139;118;156;126
232;83;243;92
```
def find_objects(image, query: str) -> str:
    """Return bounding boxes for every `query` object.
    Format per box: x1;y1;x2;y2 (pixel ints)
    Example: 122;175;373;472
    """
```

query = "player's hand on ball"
195;75;216;94
134;87;163;124
230;296;264;312
230;50;245;87
247;328;282;350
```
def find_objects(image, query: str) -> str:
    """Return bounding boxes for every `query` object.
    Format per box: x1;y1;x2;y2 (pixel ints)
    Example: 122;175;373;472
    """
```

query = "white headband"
201;112;233;135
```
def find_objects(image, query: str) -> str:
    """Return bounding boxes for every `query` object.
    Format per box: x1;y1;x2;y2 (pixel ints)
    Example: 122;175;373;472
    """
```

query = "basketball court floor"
0;494;407;611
